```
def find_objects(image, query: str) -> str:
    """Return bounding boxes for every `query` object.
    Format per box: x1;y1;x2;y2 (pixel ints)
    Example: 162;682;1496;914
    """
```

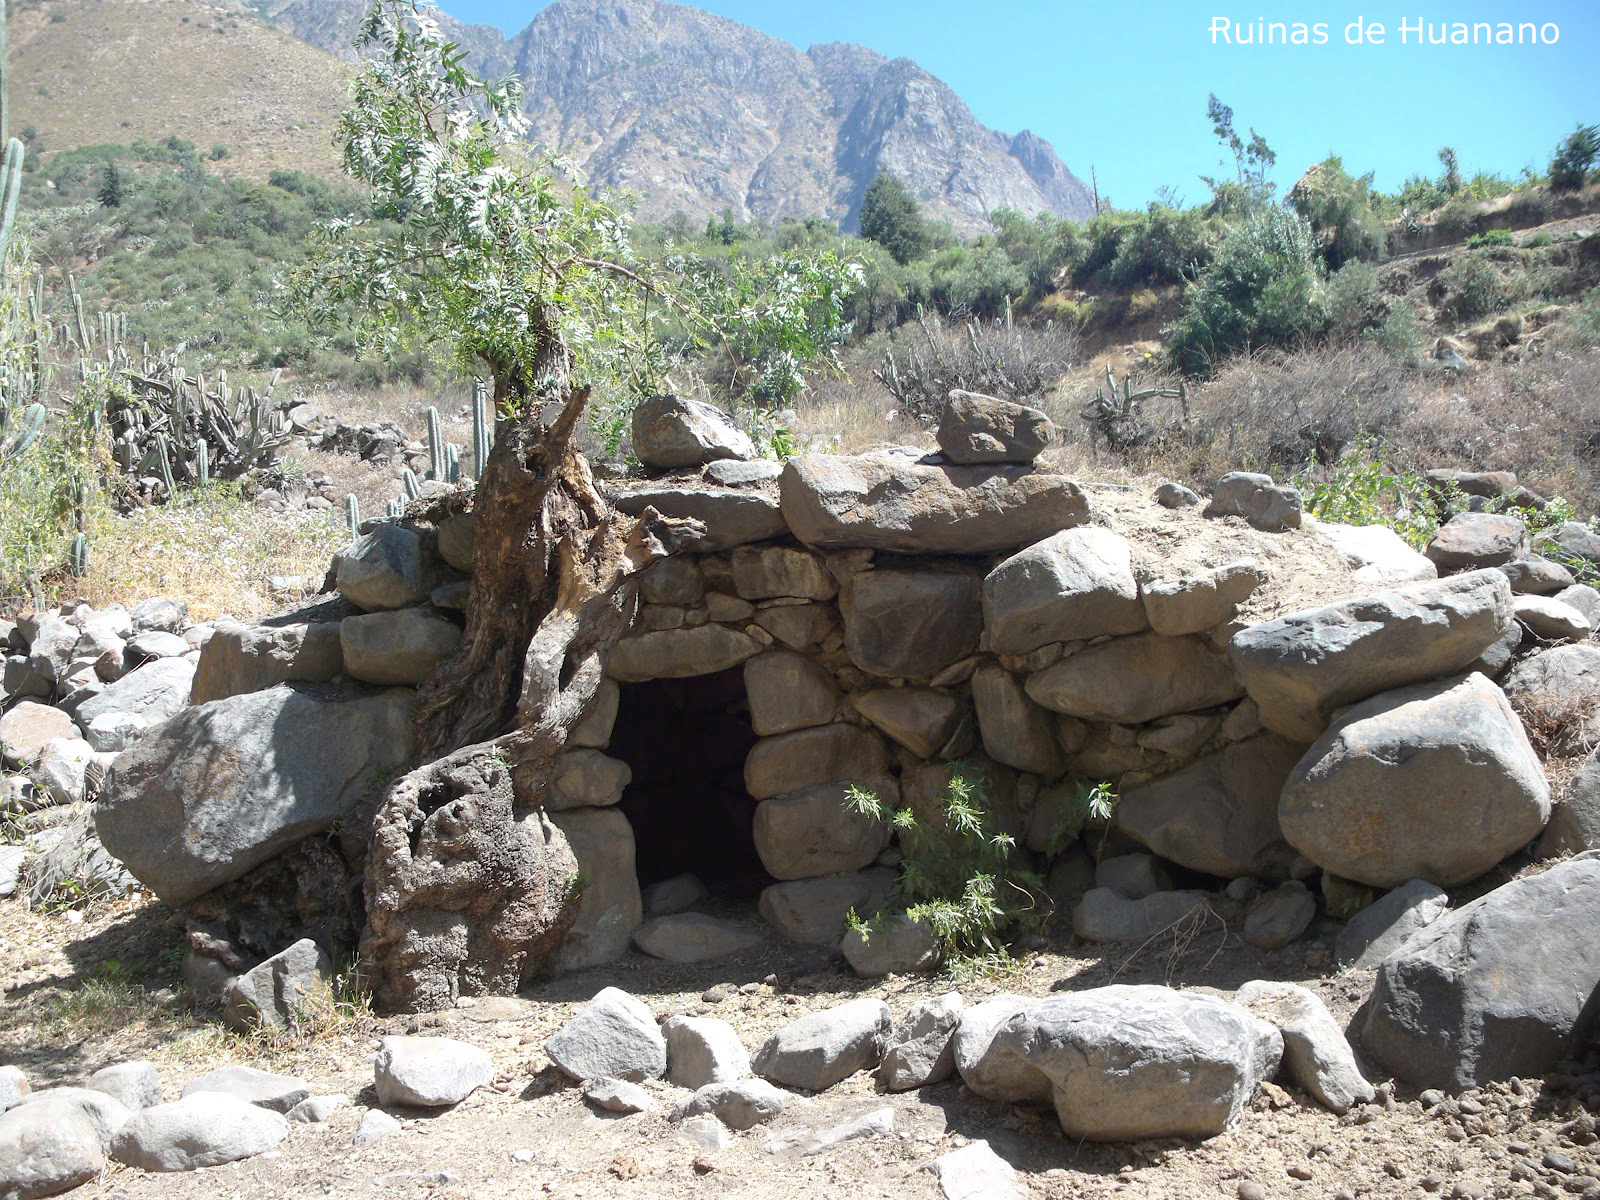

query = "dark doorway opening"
610;667;769;899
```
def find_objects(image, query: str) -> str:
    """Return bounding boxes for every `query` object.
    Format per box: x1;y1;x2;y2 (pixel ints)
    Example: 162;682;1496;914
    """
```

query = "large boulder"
340;609;462;686
936;390;1053;465
1025;634;1242;724
1502;644;1600;754
0;702;78;769
1316;520;1438;586
95;685;416;906
223;938;331;1033
1228;570;1514;743
1334;879;1450;969
0;1100;104;1198
879;991;963;1091
979;986;1283;1140
630;394;755;470
1425;512;1528;572
850;689;965;759
1140;561;1265;637
607;625;762;682
981;529;1145;656
752;998;891;1091
1362;853;1600;1090
1279;673;1550;888
1114;735;1303;880
612;485;787;551
970;665;1064;777
731;545;835;601
548;808;639;972
662;1016;750;1089
190;621;343;704
841;566;982;680
744;651;838;736
110;1094;288;1171
744;724;889;801
1540;746;1600;856
758;870;895;943
780;454;1090;554
334;523;426;612
753;781;890;880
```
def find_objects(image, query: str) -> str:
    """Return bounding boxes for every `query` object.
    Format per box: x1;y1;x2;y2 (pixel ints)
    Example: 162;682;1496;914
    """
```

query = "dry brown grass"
78;487;345;622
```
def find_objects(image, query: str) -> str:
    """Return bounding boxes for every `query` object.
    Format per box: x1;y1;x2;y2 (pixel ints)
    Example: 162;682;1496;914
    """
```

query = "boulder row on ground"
373;1036;492;1108
673;1079;792;1130
111;1094;289;1171
1228;569;1513;743
95;684;416;906
180;1067;308;1113
1362;852;1600;1091
981;986;1283;1141
1279;672;1549;888
752;998;892;1091
662;1016;750;1090
546;988;667;1083
1235;981;1374;1113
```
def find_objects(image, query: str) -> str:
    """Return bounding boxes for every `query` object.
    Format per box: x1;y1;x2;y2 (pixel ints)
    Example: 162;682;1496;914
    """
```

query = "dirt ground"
3;883;1597;1200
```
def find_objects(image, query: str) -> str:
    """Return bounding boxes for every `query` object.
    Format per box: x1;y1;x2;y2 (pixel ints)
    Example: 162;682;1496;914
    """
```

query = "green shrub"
1165;206;1327;378
1569;285;1600;347
1522;233;1553;248
1296;436;1439;549
1441;255;1506;323
1548;123;1600;192
1288;156;1386;268
845;764;1044;963
859;172;930;266
1326;261;1385;341
1364;300;1425;368
1466;229;1515;249
1104;204;1214;287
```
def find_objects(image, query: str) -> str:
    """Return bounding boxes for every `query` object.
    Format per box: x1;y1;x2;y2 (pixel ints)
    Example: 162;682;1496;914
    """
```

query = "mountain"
7;0;351;182
261;0;1096;233
15;0;1095;233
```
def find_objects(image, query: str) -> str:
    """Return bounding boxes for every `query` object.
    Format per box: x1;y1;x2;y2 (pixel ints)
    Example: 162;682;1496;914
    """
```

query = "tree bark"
363;318;702;1009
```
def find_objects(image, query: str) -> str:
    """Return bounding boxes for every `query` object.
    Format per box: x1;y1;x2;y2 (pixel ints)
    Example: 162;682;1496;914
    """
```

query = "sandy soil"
3;887;1597;1200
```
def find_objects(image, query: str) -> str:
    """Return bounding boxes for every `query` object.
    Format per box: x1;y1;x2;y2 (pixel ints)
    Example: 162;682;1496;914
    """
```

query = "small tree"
97;162;123;208
284;0;857;1009
1438;146;1463;196
859;171;929;265
1288;156;1385;269
1202;93;1276;213
1549;123;1600;192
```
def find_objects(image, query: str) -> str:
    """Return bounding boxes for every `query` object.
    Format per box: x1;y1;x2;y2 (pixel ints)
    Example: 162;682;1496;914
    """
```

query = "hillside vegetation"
8;0;349;182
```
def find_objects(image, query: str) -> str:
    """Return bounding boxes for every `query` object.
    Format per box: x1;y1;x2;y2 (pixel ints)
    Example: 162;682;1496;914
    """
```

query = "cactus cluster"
108;355;293;495
1078;364;1190;455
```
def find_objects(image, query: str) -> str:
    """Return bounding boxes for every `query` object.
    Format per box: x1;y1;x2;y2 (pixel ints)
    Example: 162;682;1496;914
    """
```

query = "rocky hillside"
251;0;1095;232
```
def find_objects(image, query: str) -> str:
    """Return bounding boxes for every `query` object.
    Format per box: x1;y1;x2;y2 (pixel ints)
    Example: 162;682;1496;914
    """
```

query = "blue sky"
444;0;1598;209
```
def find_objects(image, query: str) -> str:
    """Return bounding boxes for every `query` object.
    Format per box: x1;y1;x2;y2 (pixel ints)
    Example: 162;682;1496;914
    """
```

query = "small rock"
0;1099;103;1197
287;1095;346;1124
932;1140;1024;1200
373;1036;492;1108
674;1079;791;1130
678;1113;730;1152
1244;883;1317;950
583;1077;653;1115
641;872;708;916
840;914;939;978
1156;482;1201;509
879;992;963;1092
353;1108;402;1146
801;1107;894;1156
0;1066;28;1111
1236;981;1375;1113
546;987;666;1082
181;1066;309;1113
223;938;331;1032
632;913;762;963
1210;472;1302;531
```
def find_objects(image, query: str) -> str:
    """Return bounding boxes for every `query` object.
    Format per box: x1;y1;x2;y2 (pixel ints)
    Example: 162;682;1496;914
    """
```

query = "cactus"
471;378;491;480
345;493;360;536
0;401;44;465
0;137;22;265
402;467;421;500
68;534;89;578
445;442;460;484
154;434;175;496
426;405;443;480
1078;364;1190;455
385;498;404;518
195;439;210;488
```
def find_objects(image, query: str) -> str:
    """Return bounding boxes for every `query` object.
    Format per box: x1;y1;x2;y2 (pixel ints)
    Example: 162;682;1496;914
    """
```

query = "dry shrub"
873;313;1080;421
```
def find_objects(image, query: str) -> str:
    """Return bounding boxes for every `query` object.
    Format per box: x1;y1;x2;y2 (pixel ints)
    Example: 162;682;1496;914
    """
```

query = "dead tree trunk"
361;320;702;1011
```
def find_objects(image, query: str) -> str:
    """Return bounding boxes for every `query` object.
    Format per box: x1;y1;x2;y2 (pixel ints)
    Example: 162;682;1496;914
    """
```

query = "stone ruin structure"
36;393;1592;1058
